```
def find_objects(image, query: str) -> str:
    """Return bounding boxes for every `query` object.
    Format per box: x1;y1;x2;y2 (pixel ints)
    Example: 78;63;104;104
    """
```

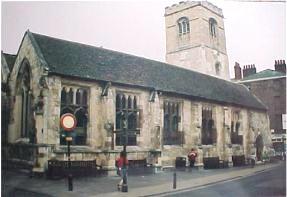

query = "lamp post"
122;115;128;192
60;113;77;192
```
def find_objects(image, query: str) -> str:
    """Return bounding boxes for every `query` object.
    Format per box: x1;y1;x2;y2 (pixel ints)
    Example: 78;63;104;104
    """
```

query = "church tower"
165;1;230;80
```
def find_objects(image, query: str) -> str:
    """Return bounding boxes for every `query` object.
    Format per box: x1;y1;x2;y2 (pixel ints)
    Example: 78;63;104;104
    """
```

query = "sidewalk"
2;161;282;197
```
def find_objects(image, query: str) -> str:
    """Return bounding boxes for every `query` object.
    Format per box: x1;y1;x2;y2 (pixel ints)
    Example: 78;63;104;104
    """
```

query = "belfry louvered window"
115;93;140;146
209;18;217;38
60;87;88;145
178;17;190;35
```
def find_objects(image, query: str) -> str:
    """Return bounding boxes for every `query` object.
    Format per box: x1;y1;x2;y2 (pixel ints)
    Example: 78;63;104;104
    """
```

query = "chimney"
242;64;256;78
275;59;286;73
234;62;242;80
243;64;256;78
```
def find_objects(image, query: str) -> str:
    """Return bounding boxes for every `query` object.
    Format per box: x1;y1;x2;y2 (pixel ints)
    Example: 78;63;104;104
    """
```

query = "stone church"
2;1;272;172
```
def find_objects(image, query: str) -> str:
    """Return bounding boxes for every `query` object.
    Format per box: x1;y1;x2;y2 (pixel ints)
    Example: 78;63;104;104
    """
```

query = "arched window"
16;60;32;139
82;90;88;105
61;88;67;104
68;88;73;104
215;62;221;76
115;93;139;146
209;18;217;38
60;86;88;145
116;94;121;109
76;89;81;105
178;17;190;35
133;96;137;109
201;108;216;145
122;95;126;109
128;96;132;109
163;101;181;145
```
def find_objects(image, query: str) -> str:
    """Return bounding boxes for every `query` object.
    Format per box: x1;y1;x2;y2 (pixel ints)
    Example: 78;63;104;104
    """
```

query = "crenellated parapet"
165;1;223;17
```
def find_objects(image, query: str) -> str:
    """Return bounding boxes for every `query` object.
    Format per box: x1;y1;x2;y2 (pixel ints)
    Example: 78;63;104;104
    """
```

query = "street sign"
59;113;77;191
60;113;77;131
65;137;73;141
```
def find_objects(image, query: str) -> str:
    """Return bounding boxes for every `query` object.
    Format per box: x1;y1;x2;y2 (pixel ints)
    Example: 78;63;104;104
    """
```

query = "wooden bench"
46;160;104;179
203;157;220;169
127;159;154;175
232;155;245;167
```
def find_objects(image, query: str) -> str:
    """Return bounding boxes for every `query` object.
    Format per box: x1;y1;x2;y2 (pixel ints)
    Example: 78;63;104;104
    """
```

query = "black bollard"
68;174;73;191
173;171;177;189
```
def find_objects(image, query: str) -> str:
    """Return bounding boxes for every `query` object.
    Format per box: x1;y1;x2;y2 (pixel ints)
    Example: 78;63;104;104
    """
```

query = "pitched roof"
3;53;16;71
240;69;286;81
29;31;266;111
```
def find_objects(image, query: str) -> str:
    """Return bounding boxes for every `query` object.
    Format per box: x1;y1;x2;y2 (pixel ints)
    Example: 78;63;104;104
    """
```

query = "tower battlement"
165;1;223;17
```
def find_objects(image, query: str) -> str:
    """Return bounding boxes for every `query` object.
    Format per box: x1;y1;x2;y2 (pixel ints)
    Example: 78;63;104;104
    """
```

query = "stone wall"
8;32;48;143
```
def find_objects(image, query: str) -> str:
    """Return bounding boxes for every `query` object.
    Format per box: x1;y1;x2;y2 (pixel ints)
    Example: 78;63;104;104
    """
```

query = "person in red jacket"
188;148;197;168
116;151;129;190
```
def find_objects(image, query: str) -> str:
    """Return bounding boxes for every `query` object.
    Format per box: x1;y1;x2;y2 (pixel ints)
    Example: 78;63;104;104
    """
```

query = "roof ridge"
30;31;231;83
2;53;16;57
28;31;266;110
27;30;50;70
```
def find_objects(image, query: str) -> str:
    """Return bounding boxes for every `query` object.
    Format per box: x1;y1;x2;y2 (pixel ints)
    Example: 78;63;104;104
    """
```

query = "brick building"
234;60;286;154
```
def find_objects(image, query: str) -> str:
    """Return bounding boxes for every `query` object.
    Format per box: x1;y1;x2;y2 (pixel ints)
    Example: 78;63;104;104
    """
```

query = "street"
166;162;286;197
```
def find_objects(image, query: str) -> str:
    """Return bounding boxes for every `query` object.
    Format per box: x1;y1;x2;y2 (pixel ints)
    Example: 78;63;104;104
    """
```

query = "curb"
94;162;280;197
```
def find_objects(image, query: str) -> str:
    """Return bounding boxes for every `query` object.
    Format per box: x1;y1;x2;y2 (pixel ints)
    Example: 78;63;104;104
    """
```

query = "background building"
234;60;286;156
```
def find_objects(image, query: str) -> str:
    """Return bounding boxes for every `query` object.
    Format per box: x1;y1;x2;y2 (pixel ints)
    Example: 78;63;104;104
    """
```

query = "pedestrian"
116;151;128;191
188;148;197;168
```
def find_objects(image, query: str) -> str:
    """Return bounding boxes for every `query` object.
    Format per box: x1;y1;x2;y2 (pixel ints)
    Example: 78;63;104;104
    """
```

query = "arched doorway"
255;134;263;161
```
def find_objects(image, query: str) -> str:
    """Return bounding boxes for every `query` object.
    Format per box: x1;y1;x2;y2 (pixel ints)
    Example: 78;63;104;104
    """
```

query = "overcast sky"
1;0;286;77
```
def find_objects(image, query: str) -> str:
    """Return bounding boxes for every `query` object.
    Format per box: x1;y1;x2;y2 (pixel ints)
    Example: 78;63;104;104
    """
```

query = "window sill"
55;145;101;153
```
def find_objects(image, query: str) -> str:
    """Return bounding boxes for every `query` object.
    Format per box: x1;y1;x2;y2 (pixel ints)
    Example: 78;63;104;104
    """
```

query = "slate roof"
29;31;266;111
3;53;16;71
240;69;286;81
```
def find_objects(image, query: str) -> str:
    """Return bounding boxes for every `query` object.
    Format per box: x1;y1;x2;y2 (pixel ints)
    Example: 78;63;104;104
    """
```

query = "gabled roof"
241;69;286;82
28;31;266;111
2;53;16;71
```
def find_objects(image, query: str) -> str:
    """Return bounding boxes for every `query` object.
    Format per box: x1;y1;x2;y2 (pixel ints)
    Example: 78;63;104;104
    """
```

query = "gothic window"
231;111;243;144
61;88;67;104
163;101;182;145
68;88;73;104
60;87;88;145
209;18;217;38
178;17;190;35
76;89;81;105
201;107;216;145
82;90;88;105
115;93;139;146
16;60;32;139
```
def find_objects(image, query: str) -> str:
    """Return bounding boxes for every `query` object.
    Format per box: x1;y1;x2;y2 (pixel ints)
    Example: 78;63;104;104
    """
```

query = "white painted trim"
237;75;286;83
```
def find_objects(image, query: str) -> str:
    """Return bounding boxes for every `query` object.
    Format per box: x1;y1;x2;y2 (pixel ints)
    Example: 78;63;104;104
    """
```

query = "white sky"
1;0;286;77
